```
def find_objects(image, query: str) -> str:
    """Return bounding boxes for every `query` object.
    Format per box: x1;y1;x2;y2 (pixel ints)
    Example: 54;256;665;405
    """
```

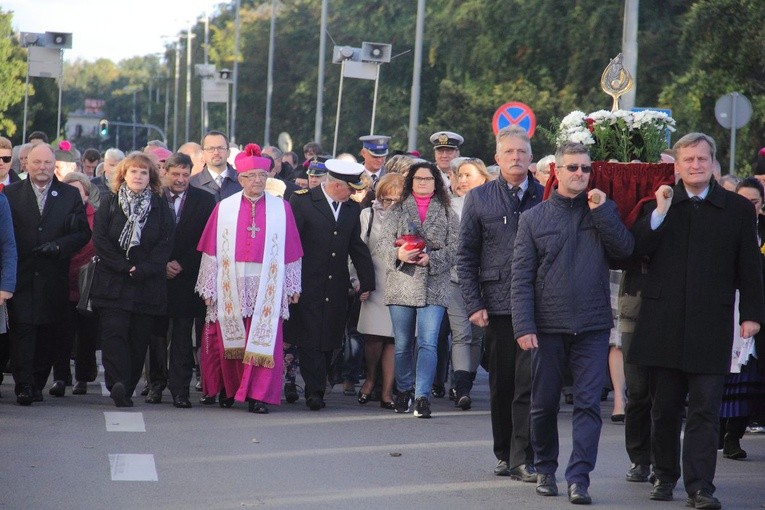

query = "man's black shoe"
173;395;192;408
625;463;651;482
306;395;325;411
508;464;537;483
650;480;675;501
536;474;558;496
199;393;217;405
72;381;87;395
145;391;162;404
568;483;592;505
685;489;721;509
16;387;34;406
49;380;65;397
284;382;299;403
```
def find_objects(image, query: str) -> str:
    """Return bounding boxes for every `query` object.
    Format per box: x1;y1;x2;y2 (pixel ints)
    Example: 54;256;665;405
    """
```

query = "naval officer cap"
326;158;366;190
359;134;390;157
430;131;464;149
307;155;330;176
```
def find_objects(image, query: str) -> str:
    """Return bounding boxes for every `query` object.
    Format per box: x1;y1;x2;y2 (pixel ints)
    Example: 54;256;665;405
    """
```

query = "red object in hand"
394;234;426;251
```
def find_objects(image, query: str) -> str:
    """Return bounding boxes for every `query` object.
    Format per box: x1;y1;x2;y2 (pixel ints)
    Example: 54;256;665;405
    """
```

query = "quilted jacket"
510;190;634;337
457;172;543;316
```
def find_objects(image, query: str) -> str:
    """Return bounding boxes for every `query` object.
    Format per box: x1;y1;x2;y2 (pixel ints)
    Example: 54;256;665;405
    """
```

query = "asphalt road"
1;369;763;510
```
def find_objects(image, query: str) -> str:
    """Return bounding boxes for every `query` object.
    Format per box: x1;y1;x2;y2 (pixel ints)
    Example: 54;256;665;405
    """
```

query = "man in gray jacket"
511;142;634;505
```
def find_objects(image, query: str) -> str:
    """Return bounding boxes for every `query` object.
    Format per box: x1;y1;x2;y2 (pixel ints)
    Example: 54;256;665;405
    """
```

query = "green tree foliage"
0;10;31;137
659;0;765;173
1;0;763;173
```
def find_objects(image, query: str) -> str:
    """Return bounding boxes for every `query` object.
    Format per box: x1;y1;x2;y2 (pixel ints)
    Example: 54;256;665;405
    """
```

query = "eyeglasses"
0;156;11;163
561;164;592;173
380;197;400;205
413;176;435;182
203;146;229;153
240;172;269;180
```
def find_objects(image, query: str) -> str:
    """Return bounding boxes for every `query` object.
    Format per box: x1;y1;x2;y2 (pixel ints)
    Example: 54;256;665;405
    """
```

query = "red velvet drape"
543;161;675;228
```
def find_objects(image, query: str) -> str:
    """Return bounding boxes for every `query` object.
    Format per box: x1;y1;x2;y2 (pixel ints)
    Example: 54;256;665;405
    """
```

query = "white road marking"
104;412;146;432
108;454;158;481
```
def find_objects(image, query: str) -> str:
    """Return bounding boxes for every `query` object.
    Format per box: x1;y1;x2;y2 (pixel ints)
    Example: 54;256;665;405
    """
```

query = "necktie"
37;187;47;213
215;175;223;189
0;183;4;193
332;201;339;212
171;194;180;223
371;174;378;184
510;186;521;211
690;196;702;209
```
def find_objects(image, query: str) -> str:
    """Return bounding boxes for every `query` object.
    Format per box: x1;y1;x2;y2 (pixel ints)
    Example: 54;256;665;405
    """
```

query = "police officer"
359;135;390;186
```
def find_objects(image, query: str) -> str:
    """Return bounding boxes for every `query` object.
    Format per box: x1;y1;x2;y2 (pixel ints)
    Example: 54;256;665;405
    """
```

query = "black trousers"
9;322;61;393
485;314;533;469
0;331;9;385
433;313;451;388
300;346;333;398
52;302;99;383
148;316;196;397
622;331;652;466
99;307;153;397
649;367;725;495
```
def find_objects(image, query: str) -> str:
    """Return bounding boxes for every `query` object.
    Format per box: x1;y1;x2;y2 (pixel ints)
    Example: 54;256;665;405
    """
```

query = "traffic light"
98;119;109;140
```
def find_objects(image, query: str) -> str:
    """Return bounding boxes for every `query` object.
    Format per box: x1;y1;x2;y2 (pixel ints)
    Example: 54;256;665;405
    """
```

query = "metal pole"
264;0;276;146
408;0;425;152
164;75;170;144
56;49;63;140
370;65;381;135
314;0;328;143
185;24;193;145
22;51;31;143
132;91;137;149
621;0;639;110
729;93;738;174
332;61;346;157
203;14;210;133
173;41;180;150
231;0;241;144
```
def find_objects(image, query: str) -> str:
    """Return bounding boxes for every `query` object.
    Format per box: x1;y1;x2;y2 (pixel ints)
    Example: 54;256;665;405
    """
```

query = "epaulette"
294;188;309;195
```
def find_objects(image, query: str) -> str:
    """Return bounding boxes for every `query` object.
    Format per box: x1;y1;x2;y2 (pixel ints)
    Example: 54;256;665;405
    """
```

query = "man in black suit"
629;132;765;509
287;159;374;410
189;130;242;201
145;153;216;408
5;144;90;405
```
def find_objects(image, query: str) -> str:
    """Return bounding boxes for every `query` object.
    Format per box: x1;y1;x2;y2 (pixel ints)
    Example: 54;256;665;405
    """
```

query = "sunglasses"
561;164;592;173
0;156;11;163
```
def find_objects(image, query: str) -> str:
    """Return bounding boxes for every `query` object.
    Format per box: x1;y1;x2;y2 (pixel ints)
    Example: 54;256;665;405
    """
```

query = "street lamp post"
184;24;195;146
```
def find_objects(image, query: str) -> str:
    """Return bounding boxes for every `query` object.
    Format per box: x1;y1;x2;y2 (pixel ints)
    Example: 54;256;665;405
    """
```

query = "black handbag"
76;255;99;315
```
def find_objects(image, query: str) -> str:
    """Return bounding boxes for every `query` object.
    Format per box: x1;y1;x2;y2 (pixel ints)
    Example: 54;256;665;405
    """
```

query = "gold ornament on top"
600;53;634;112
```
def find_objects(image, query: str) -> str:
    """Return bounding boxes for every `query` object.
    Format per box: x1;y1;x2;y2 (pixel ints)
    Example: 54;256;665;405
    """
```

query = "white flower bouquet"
553;109;676;163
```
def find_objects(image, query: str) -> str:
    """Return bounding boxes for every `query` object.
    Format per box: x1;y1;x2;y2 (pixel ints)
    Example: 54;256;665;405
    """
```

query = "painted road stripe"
104;412;146;432
108;454;158;481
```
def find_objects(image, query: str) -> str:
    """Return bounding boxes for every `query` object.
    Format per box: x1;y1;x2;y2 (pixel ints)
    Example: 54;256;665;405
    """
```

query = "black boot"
723;434;747;459
453;370;472;410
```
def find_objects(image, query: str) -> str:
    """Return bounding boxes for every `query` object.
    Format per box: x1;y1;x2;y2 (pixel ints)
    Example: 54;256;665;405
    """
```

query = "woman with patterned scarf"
91;152;174;407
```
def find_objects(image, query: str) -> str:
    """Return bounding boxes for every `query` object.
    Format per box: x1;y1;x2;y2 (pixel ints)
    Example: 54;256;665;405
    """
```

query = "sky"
3;0;228;62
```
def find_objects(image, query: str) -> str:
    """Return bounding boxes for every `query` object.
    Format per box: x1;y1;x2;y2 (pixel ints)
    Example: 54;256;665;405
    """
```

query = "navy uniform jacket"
286;186;375;351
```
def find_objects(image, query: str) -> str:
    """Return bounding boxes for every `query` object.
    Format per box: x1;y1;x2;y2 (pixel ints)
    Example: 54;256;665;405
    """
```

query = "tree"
0;10;31;138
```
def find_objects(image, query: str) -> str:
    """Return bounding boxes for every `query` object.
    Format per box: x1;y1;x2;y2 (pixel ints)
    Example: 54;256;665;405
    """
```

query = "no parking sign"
492;102;536;137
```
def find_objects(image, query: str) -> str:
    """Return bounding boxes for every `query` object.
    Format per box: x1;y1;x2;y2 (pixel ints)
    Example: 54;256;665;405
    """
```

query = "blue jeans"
389;304;446;399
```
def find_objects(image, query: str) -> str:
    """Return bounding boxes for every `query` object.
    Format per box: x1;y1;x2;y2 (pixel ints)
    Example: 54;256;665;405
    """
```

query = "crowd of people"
1;126;764;508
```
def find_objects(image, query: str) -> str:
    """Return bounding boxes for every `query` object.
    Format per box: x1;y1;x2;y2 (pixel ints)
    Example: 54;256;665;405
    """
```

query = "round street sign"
715;92;752;130
492;102;536;137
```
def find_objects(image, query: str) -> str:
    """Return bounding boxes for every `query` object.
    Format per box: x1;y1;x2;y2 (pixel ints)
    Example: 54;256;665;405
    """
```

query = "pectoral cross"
247;200;260;238
247;220;260;238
